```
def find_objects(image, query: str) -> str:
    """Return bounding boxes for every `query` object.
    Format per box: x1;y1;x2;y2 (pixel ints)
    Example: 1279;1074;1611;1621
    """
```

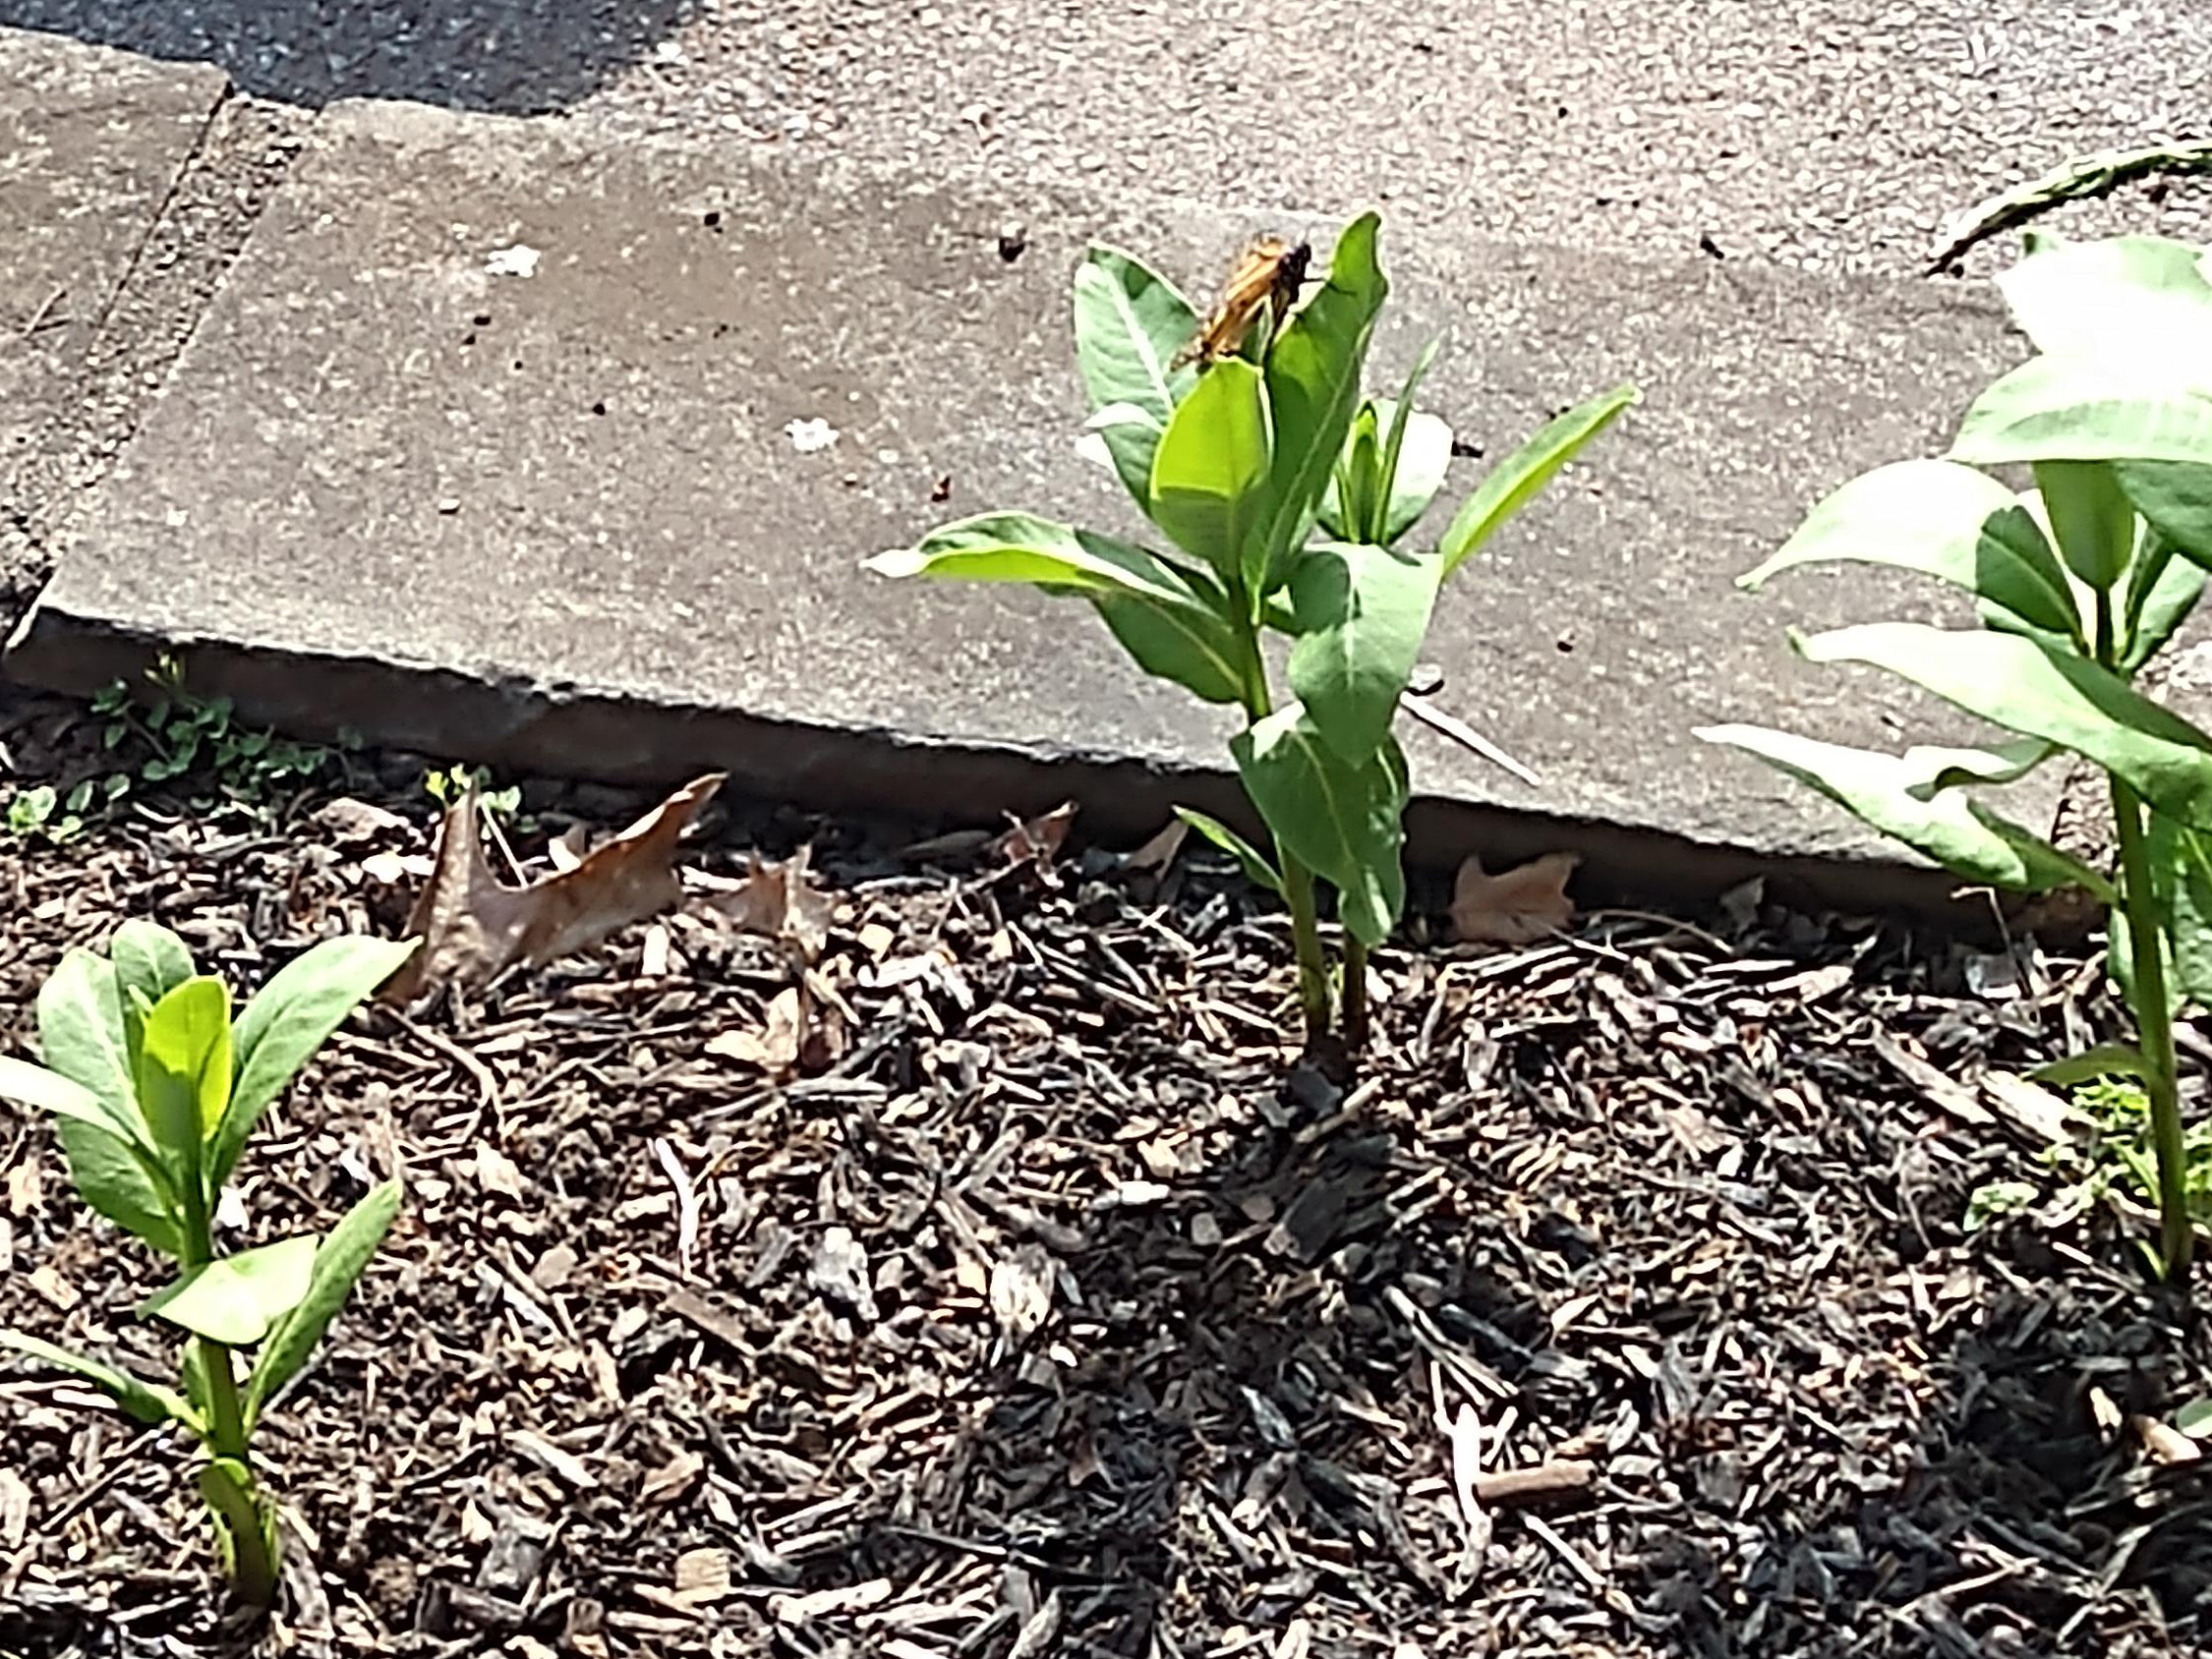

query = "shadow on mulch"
0;0;696;113
4;682;2212;1659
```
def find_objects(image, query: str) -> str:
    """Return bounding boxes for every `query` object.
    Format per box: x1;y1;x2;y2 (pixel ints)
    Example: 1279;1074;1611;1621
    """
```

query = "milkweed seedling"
0;921;414;1611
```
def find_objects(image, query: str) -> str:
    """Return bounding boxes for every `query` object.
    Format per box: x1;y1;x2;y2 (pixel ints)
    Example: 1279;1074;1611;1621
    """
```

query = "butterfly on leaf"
1172;234;1312;370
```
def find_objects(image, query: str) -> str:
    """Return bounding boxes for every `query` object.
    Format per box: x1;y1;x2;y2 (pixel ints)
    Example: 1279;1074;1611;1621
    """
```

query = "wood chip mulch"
3;689;2210;1659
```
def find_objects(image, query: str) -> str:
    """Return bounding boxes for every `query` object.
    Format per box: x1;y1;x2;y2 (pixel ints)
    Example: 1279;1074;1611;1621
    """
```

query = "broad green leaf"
246;1181;402;1426
141;1234;318;1346
1;1329;199;1429
216;937;414;1192
2124;533;2209;671
1094;593;1245;705
34;948;136;1122
2031;1043;2150;1086
1741;460;2078;641
867;514;1246;704
1794;622;2212;827
1695;724;2111;896
109;922;197;1012
53;1116;184;1256
1147;357;1273;590
1950;355;2212;467
1899;736;2057;793
135;977;231;1182
1254;214;1388;592
1287;541;1439;763
1073;245;1198;506
2116;460;2212;571
1999;236;2212;369
1232;705;1408;945
1440;385;1637;578
1171;807;1282;894
2034;461;2135;591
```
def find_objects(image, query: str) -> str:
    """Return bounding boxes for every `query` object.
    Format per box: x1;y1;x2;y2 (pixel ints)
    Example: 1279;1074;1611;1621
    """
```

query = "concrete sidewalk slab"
6;98;2047;909
1;30;227;586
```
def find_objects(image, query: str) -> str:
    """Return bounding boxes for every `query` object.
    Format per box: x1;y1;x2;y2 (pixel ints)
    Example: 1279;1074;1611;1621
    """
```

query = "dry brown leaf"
1123;816;1190;874
708;986;806;1074
994;801;1077;884
381;774;724;1001
1449;851;1580;944
703;845;834;965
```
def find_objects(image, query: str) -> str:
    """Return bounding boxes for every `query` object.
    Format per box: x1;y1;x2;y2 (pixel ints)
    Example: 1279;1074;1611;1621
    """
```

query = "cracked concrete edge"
2;35;313;627
7;606;1981;923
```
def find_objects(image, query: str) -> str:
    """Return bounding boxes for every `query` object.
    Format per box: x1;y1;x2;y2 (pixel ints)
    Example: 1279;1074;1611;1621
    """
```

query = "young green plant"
0;922;414;1609
1698;232;2212;1280
869;215;1633;1050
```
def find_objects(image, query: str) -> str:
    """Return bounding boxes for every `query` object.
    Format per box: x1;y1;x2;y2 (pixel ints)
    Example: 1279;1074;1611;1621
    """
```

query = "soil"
3;679;2211;1659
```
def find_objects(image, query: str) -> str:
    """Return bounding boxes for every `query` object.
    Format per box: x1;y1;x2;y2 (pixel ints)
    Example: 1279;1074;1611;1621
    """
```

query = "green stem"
1342;937;1370;1053
179;1179;278;1606
1233;602;1334;1047
2113;776;2191;1281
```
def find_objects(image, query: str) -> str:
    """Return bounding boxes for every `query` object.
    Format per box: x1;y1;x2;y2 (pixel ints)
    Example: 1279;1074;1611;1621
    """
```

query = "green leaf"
1073;245;1199;507
34;948;138;1123
1232;705;1408;945
141;1234;319;1345
1794;622;2212;827
1171;807;1283;894
2177;1397;2212;1440
1287;541;1439;763
1254;214;1389;591
216;937;413;1193
1;1329;199;1429
135;977;232;1186
2151;812;2212;1009
1999;236;2212;368
1694;724;2111;897
1950;355;2212;467
2034;460;2136;591
109;922;197;1012
53;1116;185;1256
1741;459;2079;642
1375;400;1452;546
245;1181;401;1427
867;513;1246;704
1330;402;1383;543
2115;460;2212;571
1146;357;1273;591
2123;532;2208;671
2030;1043;2150;1086
1440;384;1637;578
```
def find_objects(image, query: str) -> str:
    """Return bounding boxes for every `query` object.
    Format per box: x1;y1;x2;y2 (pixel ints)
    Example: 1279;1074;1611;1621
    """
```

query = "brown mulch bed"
3;683;2211;1659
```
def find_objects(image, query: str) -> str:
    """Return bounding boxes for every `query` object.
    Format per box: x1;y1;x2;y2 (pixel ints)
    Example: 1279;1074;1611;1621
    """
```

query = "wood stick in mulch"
1471;1459;1596;1509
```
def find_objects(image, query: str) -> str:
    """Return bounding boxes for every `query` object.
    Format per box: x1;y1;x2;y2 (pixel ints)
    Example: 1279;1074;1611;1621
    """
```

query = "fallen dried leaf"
381;774;723;1001
1123;816;1190;874
1450;852;1579;944
994;801;1077;880
701;845;834;965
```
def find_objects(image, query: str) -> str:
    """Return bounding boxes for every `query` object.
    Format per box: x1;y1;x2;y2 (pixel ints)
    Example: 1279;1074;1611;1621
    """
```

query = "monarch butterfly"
1173;234;1312;370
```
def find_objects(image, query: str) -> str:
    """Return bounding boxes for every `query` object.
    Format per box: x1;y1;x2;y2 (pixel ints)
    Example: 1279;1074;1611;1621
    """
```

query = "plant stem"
2112;775;2191;1281
1342;938;1370;1052
1232;604;1336;1047
180;1181;279;1605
